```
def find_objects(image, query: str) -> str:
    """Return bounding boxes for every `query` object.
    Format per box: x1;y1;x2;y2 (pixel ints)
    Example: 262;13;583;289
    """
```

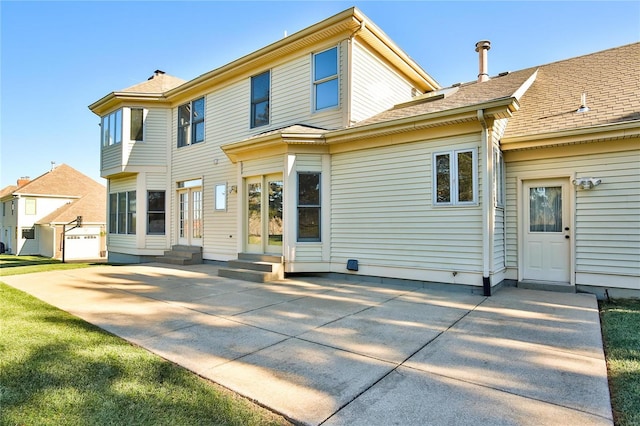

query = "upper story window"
251;71;270;128
178;97;205;148
101;109;122;146
25;199;36;215
130;108;144;141
433;148;478;206
313;46;338;111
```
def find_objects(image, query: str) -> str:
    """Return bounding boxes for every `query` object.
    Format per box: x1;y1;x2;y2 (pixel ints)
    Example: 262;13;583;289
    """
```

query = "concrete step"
238;253;283;264
218;267;282;283
517;281;576;293
156;245;203;265
228;259;278;272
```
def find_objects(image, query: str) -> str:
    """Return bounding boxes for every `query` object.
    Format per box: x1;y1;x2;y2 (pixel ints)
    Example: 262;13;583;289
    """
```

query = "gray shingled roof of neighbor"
504;42;640;139
13;164;105;198
120;70;186;94
36;190;106;225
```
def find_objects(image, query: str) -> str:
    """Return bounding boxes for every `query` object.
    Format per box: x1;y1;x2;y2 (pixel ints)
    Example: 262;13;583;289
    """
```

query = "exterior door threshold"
517;280;575;293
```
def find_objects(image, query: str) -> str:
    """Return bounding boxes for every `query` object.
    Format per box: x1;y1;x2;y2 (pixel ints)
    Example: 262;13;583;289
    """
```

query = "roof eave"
326;97;519;144
89;92;169;115
501;120;640;150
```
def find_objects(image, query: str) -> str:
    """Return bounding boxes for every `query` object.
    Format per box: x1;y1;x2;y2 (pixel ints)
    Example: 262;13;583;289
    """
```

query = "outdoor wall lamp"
572;177;602;190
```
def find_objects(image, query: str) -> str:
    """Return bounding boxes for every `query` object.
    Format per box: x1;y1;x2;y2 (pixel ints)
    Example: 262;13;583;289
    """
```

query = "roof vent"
148;70;165;80
576;92;590;113
475;40;491;83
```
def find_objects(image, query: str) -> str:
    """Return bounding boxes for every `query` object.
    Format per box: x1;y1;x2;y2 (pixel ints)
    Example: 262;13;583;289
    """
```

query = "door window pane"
268;180;283;246
529;187;562;232
248;183;262;245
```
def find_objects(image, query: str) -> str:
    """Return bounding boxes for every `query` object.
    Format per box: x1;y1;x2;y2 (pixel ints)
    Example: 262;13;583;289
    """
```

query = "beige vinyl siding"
127;108;169;166
101;143;121;172
241;155;283;177
505;145;640;280
350;40;417;124
331;134;484;272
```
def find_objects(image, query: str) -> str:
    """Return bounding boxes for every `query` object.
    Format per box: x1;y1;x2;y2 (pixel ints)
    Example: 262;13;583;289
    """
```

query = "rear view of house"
89;7;639;297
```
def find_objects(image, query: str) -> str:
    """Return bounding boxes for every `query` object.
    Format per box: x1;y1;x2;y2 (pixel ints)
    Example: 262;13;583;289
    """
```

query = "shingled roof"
348;42;639;142
352;67;537;128
120;70;186;94
13;164;104;198
37;190;105;225
504;42;640;139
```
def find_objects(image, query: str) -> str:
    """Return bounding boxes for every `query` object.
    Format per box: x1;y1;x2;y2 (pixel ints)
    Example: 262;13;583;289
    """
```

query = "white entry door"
523;179;571;282
177;185;203;247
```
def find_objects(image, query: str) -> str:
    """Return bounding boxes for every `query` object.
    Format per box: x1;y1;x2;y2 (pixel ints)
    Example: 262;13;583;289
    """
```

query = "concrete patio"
2;263;613;425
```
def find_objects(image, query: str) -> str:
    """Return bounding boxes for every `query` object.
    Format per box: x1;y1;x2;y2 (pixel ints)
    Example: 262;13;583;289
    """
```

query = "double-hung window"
251;71;270;128
101;109;122;146
147;191;165;235
130;108;144;141
109;191;136;234
433;148;477;206
177;97;205;147
297;172;321;242
313;46;338;111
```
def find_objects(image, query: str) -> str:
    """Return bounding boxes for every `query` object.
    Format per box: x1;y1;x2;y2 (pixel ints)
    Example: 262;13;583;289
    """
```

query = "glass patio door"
246;174;283;254
177;179;203;247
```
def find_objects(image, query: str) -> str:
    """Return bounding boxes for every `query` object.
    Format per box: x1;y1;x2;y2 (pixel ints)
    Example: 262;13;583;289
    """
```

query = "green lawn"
0;282;289;425
600;299;640;426
0;254;94;276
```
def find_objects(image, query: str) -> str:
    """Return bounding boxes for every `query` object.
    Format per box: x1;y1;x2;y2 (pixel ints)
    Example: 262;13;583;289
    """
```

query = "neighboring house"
88;7;639;297
0;164;107;260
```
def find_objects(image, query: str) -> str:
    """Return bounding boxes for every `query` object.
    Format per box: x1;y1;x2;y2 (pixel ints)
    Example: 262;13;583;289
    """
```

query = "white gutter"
477;109;492;296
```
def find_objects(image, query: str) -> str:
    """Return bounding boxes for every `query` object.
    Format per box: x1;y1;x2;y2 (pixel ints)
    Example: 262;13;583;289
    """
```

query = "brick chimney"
475;40;491;83
17;177;30;187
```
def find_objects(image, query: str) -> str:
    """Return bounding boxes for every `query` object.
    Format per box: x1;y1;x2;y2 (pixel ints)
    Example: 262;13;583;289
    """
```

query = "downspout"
478;109;492;296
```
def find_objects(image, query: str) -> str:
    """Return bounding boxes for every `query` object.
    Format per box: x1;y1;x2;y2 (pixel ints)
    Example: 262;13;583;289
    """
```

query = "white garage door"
65;231;101;260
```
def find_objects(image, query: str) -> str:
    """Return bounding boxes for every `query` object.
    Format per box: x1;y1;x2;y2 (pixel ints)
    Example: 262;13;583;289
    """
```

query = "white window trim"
312;46;339;112
432;148;478;206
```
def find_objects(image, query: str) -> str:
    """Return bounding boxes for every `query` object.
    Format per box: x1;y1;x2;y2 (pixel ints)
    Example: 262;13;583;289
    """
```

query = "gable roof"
36;190;106;225
503;42;640;140
13;164;104;198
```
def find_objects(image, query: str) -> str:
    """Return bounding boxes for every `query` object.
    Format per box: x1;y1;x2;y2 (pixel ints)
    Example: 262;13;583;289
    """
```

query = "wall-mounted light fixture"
572;177;602;190
229;185;237;194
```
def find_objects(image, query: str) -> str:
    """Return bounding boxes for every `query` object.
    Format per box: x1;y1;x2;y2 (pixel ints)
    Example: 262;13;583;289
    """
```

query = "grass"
0;282;289;426
600;299;640;426
0;254;95;276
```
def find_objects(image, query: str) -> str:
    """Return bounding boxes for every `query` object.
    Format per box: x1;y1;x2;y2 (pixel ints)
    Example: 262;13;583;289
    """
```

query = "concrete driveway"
2;263;613;425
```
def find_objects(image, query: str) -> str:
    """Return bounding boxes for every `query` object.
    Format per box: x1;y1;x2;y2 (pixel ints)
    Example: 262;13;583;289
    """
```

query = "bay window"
297;172;321;242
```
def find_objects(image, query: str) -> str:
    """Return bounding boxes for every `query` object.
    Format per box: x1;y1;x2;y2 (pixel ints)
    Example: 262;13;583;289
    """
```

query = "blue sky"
1;1;638;187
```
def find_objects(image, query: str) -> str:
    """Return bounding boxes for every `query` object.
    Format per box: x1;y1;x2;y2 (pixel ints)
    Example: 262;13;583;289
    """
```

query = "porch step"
517;281;576;293
156;245;203;265
218;253;284;283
